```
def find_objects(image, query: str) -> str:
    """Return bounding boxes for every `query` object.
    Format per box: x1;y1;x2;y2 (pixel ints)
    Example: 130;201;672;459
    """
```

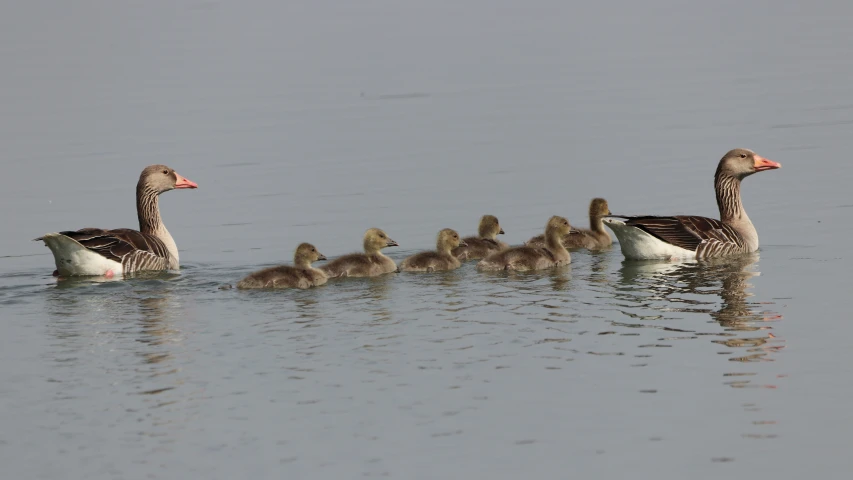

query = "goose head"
139;165;198;193
717;149;780;180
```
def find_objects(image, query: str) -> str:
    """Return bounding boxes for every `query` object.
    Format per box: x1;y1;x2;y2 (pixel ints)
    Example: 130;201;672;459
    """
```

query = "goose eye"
162;169;168;175
740;153;746;158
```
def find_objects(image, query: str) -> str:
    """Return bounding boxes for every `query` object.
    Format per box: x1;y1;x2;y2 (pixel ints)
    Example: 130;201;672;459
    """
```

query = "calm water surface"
1;1;852;478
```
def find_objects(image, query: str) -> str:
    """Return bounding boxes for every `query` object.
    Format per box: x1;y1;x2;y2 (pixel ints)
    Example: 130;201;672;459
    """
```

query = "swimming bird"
452;215;508;261
319;228;399;278
236;243;328;289
603;148;780;260
526;198;613;250
399;228;467;272
477;216;573;271
35;165;198;278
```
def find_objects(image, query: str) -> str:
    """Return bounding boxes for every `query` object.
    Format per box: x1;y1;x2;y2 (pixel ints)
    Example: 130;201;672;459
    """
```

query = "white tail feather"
602;218;696;261
39;233;123;276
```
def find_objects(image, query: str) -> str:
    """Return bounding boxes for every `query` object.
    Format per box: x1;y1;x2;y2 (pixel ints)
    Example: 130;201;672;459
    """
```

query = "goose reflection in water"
43;278;190;405
615;253;784;362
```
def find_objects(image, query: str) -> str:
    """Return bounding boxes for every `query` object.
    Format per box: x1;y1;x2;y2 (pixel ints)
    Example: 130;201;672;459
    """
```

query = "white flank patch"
603;218;697;261
40;233;123;276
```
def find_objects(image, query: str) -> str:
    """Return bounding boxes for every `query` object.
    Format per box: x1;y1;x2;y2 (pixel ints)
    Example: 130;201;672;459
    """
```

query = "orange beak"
753;155;781;172
174;172;198;189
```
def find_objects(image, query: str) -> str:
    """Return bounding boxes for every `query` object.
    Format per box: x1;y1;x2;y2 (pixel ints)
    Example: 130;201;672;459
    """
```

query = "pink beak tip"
754;155;781;171
174;173;199;189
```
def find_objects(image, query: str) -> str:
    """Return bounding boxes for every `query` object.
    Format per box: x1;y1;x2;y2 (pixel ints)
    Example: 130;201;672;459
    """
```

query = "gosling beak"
498;228;505;235
317;253;327;261
174;172;198;189
753;155;781;172
458;239;468;247
569;228;583;235
386;238;399;247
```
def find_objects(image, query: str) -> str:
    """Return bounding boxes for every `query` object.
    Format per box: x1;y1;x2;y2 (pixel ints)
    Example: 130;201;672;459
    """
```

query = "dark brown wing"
57;228;171;266
611;215;741;252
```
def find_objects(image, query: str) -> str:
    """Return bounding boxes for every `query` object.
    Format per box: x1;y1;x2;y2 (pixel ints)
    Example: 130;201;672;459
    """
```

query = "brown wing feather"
614;215;742;252
57;228;171;265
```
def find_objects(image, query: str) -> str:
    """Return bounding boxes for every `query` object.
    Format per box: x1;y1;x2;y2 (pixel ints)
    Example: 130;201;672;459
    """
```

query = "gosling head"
546;215;573;237
363;228;398;254
477;215;505;239
294;243;326;267
589;198;611;217
716;148;780;180
437;228;466;252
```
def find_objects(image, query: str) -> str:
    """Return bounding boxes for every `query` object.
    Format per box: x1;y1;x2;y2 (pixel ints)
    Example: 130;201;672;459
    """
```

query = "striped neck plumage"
714;172;745;224
137;184;163;235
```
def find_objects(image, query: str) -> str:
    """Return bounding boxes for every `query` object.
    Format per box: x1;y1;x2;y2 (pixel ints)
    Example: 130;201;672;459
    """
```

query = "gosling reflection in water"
617;253;783;361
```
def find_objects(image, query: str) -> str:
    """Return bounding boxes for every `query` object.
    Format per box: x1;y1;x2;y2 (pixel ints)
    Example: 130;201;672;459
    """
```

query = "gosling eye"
311;248;316;252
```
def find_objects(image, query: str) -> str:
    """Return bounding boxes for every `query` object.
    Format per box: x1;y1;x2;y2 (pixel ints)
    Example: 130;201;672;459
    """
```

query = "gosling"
478;216;573;271
452;214;508;261
398;228;467;272
236;243;327;289
320;228;399;278
526;198;613;250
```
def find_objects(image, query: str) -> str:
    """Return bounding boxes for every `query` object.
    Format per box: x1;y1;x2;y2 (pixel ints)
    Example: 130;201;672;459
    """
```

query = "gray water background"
1;1;852;478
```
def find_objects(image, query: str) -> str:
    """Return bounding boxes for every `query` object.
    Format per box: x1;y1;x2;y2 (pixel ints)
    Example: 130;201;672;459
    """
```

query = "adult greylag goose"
35;165;198;277
319;228;399;278
604;148;780;260
399;228;467;272
236;243;328;289
477;216;572;271
526;198;613;250
452;215;509;261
